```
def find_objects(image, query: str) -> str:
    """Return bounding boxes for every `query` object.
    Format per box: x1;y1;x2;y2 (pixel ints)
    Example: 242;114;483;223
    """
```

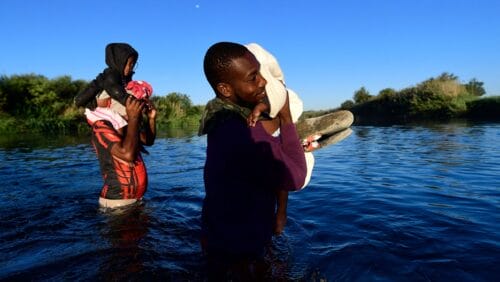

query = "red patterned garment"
91;120;148;200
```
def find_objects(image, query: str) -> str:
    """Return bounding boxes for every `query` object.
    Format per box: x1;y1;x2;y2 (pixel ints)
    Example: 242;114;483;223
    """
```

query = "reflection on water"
0;125;199;150
0;132;90;150
98;203;150;281
0;122;499;280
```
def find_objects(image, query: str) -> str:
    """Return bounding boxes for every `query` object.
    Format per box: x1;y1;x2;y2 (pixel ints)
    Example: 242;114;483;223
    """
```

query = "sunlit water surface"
1;122;499;281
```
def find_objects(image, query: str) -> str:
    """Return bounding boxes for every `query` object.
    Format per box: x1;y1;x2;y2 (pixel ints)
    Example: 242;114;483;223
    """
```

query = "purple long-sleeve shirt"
202;116;306;257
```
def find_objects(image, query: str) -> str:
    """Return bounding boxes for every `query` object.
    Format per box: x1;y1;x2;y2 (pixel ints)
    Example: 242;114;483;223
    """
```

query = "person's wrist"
279;116;292;126
127;114;141;123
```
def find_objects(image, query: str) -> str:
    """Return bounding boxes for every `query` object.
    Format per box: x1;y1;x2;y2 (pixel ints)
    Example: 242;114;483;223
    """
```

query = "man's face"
224;52;267;108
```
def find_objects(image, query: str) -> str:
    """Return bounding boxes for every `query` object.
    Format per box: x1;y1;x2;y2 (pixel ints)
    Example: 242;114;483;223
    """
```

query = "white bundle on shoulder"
245;43;303;123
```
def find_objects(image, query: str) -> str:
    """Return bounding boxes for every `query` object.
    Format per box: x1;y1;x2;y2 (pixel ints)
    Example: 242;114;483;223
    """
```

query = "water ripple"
1;122;499;280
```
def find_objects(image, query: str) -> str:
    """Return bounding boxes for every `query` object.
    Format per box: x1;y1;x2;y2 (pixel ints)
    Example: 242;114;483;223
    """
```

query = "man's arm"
255;93;307;190
140;102;157;146
110;97;144;162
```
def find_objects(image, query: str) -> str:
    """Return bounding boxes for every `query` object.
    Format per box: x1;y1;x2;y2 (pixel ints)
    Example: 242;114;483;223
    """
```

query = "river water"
0;121;499;281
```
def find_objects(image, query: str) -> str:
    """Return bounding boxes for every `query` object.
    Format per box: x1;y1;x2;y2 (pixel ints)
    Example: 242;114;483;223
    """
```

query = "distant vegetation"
332;73;499;124
0;74;203;135
1;72;498;136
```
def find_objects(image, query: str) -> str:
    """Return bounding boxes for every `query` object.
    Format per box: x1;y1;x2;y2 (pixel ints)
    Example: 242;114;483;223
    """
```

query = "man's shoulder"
92;119;119;135
204;110;244;133
211;113;247;130
207;116;268;149
92;120;122;146
93;119;114;128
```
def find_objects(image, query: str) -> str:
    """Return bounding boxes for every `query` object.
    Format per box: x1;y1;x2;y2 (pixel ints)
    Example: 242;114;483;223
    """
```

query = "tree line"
0;74;203;134
1;73;498;134
337;73;499;124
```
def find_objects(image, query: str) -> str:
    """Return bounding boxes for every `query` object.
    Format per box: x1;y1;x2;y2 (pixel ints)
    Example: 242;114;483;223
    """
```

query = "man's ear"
216;82;233;98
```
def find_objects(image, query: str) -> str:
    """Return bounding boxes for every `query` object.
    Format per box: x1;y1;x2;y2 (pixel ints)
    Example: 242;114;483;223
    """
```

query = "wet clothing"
91;120;147;200
201;106;307;257
75;43;138;109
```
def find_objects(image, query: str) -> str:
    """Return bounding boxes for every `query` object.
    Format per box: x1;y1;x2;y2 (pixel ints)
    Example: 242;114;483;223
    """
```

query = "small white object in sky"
195;4;200;8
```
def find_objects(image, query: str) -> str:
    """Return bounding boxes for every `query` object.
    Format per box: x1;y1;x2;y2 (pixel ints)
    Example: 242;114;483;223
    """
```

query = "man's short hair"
203;42;248;92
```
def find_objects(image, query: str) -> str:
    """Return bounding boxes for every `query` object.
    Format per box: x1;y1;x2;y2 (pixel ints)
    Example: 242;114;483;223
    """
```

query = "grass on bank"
335;73;499;124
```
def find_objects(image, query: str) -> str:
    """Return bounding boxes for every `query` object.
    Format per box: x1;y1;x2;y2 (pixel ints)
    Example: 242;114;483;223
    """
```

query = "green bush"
350;74;485;124
152;93;202;128
466;96;500;119
0;74;203;135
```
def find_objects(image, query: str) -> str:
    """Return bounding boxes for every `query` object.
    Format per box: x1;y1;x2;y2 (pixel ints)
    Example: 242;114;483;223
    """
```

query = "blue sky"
1;0;499;110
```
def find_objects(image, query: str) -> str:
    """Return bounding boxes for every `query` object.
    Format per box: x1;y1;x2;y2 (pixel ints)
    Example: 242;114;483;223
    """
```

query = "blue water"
1;122;499;281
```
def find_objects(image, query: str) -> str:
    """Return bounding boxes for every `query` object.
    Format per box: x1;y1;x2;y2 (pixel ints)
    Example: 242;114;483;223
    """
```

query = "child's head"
203;42;267;108
105;43;138;78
